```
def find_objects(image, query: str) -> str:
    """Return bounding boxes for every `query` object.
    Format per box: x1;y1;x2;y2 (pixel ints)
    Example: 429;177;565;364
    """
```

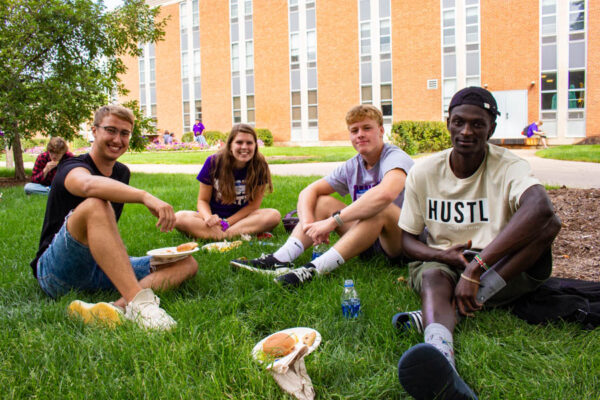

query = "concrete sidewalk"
22;148;600;189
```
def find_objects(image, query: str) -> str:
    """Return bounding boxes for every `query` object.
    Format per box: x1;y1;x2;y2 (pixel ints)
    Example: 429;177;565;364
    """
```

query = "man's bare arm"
338;168;406;224
64;167;176;232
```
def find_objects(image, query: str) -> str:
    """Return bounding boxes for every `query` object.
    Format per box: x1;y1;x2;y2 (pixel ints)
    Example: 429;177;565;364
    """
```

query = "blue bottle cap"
344;279;354;287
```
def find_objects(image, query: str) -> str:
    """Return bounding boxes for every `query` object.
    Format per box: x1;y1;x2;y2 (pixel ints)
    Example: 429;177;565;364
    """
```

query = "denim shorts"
36;213;151;299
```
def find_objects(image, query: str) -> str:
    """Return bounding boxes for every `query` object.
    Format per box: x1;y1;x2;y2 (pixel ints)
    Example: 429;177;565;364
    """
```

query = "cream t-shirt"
399;144;540;250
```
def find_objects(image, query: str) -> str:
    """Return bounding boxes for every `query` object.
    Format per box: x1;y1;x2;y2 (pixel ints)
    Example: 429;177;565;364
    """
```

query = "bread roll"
176;242;198;252
262;332;296;357
302;331;316;346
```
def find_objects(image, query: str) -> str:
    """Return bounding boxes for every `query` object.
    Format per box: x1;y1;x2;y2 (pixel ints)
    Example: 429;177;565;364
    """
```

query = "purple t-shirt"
193;122;205;136
324;143;414;208
196;155;248;218
526;123;538;138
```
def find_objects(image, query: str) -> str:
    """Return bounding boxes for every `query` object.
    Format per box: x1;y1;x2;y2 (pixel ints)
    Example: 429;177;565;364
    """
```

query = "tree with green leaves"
0;0;166;179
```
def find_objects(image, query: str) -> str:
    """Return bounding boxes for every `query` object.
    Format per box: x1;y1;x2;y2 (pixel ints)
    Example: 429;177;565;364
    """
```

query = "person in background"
25;137;74;195
163;130;172;145
526;120;548;149
193;119;208;148
175;124;280;239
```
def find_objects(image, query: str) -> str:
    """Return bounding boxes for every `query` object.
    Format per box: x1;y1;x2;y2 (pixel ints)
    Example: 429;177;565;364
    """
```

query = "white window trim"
289;0;318;142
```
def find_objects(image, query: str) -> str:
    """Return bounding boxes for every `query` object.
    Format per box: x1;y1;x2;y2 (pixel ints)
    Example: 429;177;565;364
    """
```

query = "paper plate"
201;240;243;253
147;246;199;260
252;327;321;367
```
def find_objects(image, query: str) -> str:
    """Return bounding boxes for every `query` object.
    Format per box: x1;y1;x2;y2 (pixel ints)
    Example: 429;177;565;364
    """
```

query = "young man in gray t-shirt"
231;105;414;286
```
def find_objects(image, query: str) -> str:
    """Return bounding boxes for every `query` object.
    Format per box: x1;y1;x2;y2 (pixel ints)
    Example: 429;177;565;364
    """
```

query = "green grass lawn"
0;174;598;399
0;146;357;165
117;146;357;165
536;144;600;163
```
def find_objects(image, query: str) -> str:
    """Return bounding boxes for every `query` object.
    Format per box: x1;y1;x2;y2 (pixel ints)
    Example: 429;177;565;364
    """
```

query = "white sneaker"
124;288;177;331
68;300;123;327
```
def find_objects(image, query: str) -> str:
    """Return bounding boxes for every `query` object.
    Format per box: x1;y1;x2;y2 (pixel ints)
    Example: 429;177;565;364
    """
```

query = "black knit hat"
448;86;501;118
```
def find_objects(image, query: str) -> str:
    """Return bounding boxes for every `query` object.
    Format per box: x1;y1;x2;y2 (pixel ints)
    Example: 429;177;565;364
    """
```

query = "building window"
180;0;202;133
289;0;318;141
138;43;156;125
230;0;254;125
540;0;557;119
568;0;585;117
358;0;392;125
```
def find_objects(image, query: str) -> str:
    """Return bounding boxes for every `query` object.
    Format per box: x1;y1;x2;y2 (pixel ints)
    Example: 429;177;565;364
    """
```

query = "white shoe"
124;288;177;331
68;300;123;327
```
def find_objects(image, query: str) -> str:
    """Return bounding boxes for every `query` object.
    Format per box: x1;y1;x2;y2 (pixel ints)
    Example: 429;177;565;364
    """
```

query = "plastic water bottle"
341;279;361;318
312;243;328;260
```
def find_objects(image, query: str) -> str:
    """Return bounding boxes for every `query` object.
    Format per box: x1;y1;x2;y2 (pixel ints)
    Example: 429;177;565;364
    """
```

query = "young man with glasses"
31;105;198;330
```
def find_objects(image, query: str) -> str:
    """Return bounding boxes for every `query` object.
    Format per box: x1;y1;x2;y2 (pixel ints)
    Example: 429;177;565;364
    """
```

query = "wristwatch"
332;210;344;227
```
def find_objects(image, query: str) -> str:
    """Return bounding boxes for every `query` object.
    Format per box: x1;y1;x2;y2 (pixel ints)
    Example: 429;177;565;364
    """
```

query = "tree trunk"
12;129;26;180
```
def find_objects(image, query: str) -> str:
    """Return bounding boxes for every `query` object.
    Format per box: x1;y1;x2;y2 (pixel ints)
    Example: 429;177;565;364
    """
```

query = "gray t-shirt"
325;143;414;207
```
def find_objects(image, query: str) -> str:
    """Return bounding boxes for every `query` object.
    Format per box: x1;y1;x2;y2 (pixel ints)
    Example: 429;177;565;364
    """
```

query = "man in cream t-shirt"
395;87;561;400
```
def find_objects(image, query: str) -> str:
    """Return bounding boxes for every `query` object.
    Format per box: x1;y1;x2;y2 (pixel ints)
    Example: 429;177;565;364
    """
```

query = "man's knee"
421;268;454;291
75;197;115;220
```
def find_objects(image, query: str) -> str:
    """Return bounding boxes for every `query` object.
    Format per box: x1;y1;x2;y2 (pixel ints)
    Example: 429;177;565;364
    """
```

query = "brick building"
119;0;598;145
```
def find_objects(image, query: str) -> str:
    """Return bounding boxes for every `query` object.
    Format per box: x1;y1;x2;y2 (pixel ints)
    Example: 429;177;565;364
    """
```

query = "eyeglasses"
96;125;132;137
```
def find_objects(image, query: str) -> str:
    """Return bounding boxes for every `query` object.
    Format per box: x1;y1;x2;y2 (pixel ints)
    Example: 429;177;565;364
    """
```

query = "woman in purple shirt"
175;124;280;239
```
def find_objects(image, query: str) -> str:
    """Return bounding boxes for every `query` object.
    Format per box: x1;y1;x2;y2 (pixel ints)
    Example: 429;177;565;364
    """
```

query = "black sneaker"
230;254;292;276
398;343;478;400
275;263;317;287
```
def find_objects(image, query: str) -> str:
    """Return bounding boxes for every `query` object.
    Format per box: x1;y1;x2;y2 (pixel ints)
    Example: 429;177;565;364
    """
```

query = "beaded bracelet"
474;254;489;272
460;273;481;286
220;219;230;232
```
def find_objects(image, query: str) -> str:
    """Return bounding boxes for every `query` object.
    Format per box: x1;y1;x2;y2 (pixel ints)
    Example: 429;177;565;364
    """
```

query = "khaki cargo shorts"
408;249;553;307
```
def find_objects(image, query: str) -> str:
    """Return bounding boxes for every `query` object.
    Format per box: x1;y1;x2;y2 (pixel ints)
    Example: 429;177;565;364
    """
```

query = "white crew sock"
476;269;507;304
312;247;345;274
273;236;305;263
424;323;455;368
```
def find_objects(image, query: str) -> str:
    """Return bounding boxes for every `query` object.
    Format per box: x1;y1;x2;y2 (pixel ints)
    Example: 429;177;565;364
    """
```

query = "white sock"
273;236;305;263
312;247;345;274
476;269;507;304
424;323;455;368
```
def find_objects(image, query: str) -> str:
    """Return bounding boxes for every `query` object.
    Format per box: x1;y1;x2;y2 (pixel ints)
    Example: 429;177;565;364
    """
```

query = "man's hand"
455;267;483;317
143;193;176;232
303;218;335;244
43;160;58;175
203;214;221;228
437;240;472;269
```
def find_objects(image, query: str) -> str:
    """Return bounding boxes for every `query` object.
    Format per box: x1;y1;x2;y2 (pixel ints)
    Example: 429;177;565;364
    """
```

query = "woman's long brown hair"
210;124;273;204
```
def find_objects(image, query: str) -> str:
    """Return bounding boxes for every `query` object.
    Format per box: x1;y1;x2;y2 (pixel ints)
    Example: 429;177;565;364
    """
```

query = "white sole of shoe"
68;301;123;327
229;260;291;276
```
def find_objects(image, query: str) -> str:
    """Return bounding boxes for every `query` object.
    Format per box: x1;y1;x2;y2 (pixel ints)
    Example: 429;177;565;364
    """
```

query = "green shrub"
255;128;274;147
204;130;227;146
389;120;451;155
70;135;90;150
181;132;194;143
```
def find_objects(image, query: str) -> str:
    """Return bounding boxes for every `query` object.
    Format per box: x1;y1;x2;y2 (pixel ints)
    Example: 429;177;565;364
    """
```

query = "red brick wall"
316;0;359;140
481;0;539;123
587;1;600;137
254;0;290;142
393;0;441;121
200;1;232;134
155;3;183;138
